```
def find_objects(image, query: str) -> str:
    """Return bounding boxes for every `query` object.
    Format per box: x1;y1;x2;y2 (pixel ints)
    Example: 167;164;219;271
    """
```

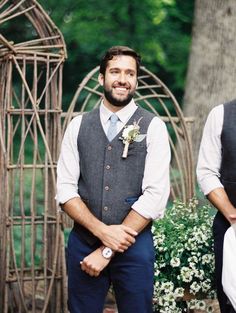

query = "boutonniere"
120;117;143;158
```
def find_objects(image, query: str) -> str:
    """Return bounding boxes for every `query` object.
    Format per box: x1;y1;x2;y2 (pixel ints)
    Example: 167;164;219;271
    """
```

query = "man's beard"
103;87;135;107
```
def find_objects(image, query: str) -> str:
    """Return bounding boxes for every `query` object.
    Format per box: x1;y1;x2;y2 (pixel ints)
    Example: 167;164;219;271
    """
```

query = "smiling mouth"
113;88;129;97
115;87;128;91
113;84;130;91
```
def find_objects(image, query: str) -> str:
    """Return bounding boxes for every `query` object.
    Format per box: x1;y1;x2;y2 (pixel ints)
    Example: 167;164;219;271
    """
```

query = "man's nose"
118;72;126;83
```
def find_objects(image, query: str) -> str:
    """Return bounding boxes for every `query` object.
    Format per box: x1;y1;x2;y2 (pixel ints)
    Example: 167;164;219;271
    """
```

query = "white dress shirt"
56;100;171;220
197;104;224;195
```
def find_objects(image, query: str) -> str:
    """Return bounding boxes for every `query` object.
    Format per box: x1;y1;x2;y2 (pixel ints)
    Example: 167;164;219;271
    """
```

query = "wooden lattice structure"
0;1;67;312
64;66;195;202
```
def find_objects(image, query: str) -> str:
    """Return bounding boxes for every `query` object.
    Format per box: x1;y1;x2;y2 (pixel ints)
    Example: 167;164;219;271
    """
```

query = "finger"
120;241;131;249
80;261;85;271
111;236;136;251
117;247;125;253
82;263;95;276
93;271;100;277
88;265;101;277
88;269;96;277
81;263;92;275
119;235;136;247
121;225;138;236
117;241;133;252
80;260;92;273
126;235;136;244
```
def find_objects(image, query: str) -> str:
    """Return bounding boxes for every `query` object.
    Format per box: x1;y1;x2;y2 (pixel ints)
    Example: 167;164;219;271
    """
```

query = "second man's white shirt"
197;104;224;195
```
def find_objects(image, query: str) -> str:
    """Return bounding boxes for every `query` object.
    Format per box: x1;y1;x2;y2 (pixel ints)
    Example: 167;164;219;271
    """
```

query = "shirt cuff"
198;176;224;195
131;198;166;220
55;193;80;207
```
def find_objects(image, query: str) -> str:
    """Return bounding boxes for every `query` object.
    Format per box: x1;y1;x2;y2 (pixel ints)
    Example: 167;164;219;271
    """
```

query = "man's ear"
98;73;104;86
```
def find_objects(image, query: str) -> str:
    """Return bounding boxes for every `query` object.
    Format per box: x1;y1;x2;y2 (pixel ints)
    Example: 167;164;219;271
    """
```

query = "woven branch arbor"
0;0;67;312
0;1;194;312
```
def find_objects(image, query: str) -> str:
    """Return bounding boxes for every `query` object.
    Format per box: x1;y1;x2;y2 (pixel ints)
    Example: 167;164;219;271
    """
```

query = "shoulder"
134;107;167;134
149;115;167;131
147;116;169;143
208;103;223;116
65;114;83;137
137;106;155;119
222;99;236;119
201;104;223;139
223;98;236;109
68;113;83;127
205;104;223;126
80;108;99;123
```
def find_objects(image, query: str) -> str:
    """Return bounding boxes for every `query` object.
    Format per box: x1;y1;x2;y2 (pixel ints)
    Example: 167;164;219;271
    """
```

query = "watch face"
102;247;113;259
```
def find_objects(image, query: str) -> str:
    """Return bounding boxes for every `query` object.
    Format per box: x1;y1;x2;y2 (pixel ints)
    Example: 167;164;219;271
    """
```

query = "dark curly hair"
99;46;141;76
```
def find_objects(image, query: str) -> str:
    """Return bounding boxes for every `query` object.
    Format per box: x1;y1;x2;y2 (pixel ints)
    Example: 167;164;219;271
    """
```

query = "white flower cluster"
122;125;138;140
120;118;141;144
187;299;214;312
154;281;185;313
152;199;217;312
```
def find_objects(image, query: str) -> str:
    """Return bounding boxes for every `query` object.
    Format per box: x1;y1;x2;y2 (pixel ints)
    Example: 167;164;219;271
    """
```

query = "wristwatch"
101;246;113;259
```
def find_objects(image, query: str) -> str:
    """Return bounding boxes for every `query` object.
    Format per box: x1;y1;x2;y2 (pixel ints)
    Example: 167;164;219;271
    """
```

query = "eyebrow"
108;67;136;73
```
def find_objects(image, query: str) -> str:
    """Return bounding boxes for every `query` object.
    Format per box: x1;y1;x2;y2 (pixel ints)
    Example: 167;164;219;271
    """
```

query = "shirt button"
107;145;112;151
106;165;111;170
104;206;108;211
105;186;109;191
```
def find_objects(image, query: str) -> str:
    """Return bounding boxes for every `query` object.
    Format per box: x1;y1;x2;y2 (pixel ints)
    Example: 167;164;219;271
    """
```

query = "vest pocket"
125;196;139;206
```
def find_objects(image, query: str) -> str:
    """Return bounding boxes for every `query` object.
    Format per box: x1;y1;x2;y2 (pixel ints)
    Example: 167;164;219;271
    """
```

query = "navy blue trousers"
213;212;235;313
66;228;155;313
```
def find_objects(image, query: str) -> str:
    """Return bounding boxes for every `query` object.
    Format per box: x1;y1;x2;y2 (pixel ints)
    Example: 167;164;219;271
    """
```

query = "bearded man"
56;46;170;313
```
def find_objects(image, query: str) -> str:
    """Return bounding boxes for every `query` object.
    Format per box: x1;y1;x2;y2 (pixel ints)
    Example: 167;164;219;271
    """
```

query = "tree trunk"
183;0;236;164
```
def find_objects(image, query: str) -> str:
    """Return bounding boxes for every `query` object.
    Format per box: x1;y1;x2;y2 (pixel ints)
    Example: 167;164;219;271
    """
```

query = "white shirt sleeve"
196;104;224;195
132;117;171;220
56;115;82;205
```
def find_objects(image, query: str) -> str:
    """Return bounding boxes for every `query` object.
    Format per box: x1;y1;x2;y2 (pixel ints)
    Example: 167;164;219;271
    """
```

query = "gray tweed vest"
220;99;236;207
74;106;155;245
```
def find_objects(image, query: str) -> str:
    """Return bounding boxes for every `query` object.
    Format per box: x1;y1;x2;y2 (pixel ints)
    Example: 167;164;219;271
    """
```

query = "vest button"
106;165;111;170
105;186;109;191
107;145;112;151
104;206;108;211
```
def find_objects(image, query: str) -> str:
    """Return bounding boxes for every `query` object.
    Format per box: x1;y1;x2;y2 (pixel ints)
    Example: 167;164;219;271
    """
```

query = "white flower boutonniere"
120;117;143;158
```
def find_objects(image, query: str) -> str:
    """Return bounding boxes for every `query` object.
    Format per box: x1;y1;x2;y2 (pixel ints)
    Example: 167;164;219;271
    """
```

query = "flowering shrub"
152;198;217;312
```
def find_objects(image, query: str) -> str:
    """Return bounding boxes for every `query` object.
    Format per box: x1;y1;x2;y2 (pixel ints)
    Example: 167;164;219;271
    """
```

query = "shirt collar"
100;99;138;125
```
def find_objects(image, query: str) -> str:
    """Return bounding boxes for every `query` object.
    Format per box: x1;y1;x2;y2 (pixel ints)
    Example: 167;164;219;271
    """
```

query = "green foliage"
152;198;216;312
2;0;194;105
39;0;194;105
13;225;43;267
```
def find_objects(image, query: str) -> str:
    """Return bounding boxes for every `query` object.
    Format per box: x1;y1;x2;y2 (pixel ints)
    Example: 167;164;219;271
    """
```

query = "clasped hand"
99;224;138;252
81;224;137;277
80;248;110;277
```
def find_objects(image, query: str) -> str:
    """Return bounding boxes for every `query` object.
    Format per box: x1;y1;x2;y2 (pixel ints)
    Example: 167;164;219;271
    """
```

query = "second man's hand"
229;213;236;225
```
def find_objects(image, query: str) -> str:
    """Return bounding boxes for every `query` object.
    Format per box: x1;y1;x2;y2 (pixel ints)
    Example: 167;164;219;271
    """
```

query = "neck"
103;98;126;113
